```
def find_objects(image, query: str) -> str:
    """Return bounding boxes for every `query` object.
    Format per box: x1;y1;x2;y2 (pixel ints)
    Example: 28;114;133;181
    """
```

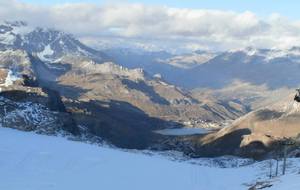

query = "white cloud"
1;0;300;51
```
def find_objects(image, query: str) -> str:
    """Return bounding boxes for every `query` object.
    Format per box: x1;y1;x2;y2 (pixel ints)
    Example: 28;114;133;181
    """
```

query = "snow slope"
0;127;299;190
269;173;300;190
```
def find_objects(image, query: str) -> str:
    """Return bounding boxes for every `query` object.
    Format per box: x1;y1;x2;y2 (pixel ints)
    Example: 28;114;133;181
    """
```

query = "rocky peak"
0;21;108;63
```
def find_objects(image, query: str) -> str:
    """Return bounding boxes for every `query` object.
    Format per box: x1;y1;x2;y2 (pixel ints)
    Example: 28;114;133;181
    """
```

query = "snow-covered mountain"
177;48;300;89
0;21;108;63
158;50;218;69
0;21;31;46
103;46;300;91
171;47;300;89
2;20;295;93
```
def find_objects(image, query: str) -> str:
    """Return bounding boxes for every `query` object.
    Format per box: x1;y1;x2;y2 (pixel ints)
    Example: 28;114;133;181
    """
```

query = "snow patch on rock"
37;44;55;62
0;70;20;87
281;101;300;116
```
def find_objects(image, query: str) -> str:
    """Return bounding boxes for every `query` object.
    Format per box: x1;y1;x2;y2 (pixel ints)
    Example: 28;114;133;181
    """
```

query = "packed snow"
0;127;299;190
269;172;300;190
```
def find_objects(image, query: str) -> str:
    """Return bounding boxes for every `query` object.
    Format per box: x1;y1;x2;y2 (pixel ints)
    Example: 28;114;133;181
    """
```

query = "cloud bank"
1;0;300;51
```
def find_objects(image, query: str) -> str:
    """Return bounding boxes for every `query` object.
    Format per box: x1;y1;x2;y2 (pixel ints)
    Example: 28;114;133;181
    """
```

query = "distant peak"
3;21;27;27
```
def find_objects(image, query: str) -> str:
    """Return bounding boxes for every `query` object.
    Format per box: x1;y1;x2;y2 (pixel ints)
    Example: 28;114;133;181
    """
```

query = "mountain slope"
32;55;248;148
195;92;300;158
43;55;248;124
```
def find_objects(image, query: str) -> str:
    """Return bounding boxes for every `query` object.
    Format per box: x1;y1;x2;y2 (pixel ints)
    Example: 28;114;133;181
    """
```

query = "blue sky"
20;0;300;19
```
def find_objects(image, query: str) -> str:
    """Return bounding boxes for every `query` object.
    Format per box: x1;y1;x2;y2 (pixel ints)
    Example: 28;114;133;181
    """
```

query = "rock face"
0;85;79;136
0;93;76;135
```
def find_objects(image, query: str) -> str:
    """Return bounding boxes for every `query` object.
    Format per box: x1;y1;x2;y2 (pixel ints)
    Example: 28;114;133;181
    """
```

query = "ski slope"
0;127;299;190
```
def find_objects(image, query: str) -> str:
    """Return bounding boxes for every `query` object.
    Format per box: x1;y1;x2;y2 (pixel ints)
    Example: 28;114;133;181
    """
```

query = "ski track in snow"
0;127;299;190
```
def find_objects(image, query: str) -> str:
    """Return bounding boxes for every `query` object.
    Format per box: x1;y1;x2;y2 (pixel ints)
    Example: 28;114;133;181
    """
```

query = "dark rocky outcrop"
0;88;79;136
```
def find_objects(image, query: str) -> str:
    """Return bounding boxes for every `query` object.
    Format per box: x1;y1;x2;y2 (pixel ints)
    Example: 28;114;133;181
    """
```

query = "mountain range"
0;21;248;151
105;46;300;89
1;21;300;158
